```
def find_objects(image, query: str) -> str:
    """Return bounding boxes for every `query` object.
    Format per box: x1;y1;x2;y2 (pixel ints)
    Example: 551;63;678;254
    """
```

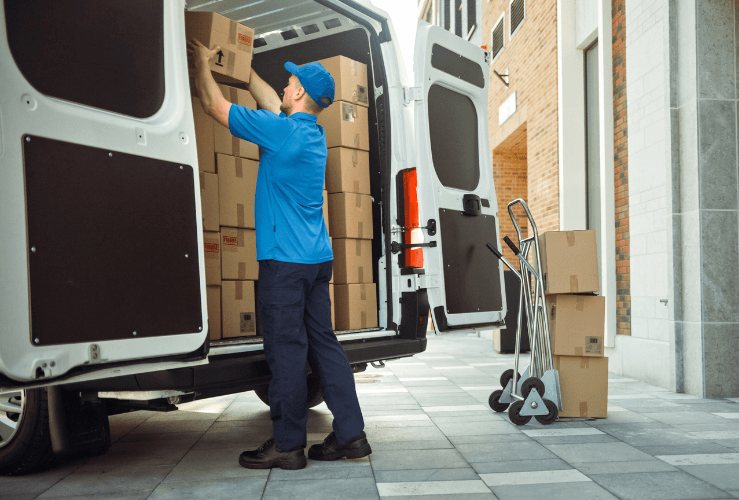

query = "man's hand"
187;38;231;128
187;39;220;70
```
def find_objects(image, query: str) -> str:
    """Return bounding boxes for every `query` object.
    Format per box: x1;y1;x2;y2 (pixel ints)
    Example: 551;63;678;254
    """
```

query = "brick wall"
612;0;630;336
484;0;560;238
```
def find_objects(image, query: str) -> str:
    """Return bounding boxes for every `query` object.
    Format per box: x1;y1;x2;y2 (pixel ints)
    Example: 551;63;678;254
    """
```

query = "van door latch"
391;241;437;254
403;87;423;106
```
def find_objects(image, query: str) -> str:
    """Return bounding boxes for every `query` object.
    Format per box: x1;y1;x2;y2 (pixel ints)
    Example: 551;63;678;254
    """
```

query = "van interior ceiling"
185;0;391;337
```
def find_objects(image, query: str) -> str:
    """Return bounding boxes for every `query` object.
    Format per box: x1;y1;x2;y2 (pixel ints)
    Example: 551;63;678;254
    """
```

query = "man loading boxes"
188;39;371;470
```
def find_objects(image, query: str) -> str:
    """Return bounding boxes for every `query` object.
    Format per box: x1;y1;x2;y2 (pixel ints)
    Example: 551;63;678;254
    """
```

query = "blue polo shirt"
228;106;332;264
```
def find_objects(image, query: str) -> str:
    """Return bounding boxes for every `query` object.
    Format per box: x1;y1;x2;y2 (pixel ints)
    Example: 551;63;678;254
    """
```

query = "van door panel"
413;21;506;331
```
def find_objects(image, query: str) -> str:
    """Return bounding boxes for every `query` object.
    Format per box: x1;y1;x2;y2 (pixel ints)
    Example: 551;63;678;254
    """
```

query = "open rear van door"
0;0;209;388
412;21;506;332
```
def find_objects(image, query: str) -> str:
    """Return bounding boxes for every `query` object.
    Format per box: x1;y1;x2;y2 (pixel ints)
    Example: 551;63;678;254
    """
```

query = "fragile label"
237;33;252;47
240;312;256;333
585;336;602;354
222;235;238;252
204;242;220;258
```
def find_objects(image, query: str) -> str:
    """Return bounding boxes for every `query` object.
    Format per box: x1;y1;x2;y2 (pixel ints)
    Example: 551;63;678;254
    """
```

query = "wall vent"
510;0;525;38
491;13;505;62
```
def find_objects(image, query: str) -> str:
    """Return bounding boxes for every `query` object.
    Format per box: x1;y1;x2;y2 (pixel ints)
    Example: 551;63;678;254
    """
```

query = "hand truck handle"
507;199;540;244
486;242;502;259
503;236;520;256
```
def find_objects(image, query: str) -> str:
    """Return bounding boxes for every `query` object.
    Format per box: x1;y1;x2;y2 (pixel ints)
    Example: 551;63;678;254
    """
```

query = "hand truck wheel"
534;399;559;425
499;369;521;389
508;400;531;426
520;377;545;399
488;390;509;413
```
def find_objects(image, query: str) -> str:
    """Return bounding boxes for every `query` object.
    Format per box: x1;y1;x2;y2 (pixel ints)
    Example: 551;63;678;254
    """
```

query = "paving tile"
691;430;739;439
433;420;520;437
576;460;678;474
455;440;557;463
544;442;656;464
369;439;454;451
370;449;469;470
262;476;379;500
490;481;619;500
480;469;590;486
448;433;531;445
148;476;268;500
365;426;447;443
531;434;620;445
656;453;739;465
635;442;735;456
588;471;729;500
643;412;734;425
269;460;373;481
158;444;270;481
37;465;173;498
470;458;573;474
38;492;153;500
586;412;658;424
373;468;480;483
522;428;604;437
677;464;739;491
376;479;491;496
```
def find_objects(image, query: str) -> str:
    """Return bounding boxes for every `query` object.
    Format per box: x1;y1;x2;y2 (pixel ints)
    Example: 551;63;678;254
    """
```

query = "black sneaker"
239;437;307;470
308;431;372;461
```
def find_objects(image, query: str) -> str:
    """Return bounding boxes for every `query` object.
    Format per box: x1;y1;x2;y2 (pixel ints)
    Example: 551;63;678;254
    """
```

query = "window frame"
509;0;526;40
490;11;505;63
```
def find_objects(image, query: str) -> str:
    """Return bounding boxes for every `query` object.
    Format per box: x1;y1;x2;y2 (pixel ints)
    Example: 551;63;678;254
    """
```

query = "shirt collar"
289;112;318;123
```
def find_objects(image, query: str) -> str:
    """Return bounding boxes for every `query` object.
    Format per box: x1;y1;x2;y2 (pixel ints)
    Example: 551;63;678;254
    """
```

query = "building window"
467;0;476;38
454;0;463;37
443;0;451;30
510;0;525;39
491;13;505;62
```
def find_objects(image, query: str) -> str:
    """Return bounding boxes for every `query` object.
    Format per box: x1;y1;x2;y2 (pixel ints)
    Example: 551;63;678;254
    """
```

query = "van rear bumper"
62;335;427;399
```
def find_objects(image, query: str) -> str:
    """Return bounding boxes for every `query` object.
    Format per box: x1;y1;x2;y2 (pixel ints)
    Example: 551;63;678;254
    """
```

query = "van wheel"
0;389;54;476
254;378;325;409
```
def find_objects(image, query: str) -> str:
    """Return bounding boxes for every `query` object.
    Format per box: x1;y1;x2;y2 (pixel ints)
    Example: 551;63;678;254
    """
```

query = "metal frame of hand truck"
487;199;562;425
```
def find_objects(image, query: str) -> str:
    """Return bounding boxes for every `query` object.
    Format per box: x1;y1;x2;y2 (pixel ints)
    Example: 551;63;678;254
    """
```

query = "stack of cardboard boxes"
317;56;377;331
538;230;608;418
188;12;376;338
187;11;259;341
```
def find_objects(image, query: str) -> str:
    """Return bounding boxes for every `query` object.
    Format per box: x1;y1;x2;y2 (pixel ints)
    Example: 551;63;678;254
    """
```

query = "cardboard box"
332;238;373;284
192;97;215;173
325;148;371;194
206;285;221;340
214;85;259;160
218;155;258;229
317;56;369;107
538;230;599;294
553;355;608;418
222;280;257;338
221;227;258;280
203;231;221;286
334;283;378;331
327;192;373;239
329;283;335;330
185;11;254;84
547;295;605;357
200;172;219;231
317;102;369;151
323;189;330;233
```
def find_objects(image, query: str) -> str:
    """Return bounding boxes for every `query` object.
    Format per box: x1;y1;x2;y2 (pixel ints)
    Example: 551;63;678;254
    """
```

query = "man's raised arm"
187;39;231;127
246;70;282;115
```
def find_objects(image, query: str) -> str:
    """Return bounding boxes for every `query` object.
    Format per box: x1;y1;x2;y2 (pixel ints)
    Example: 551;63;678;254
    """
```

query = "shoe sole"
239;455;307;470
308;442;372;461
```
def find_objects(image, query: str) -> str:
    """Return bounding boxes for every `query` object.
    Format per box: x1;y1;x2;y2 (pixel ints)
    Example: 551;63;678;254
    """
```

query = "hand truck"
486;199;562;425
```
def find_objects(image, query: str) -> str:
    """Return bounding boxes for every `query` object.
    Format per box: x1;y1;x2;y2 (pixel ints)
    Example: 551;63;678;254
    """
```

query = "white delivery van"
0;0;506;474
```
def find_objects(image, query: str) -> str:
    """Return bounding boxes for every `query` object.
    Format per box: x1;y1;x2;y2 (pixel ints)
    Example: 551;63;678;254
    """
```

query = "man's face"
280;75;300;115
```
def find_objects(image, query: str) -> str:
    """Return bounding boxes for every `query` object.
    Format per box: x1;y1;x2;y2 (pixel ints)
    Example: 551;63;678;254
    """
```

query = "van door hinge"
403;87;423;106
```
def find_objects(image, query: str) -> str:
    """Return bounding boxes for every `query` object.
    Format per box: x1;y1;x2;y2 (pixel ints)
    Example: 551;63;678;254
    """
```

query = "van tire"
254;378;325;409
0;388;54;476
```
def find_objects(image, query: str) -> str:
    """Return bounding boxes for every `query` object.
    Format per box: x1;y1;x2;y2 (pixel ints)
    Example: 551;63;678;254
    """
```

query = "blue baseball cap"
284;61;335;108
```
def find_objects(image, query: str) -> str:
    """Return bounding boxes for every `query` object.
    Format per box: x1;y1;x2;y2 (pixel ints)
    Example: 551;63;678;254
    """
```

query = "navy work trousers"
258;259;364;451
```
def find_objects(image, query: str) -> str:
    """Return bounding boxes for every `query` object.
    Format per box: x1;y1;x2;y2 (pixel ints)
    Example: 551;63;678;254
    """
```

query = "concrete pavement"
4;331;739;499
